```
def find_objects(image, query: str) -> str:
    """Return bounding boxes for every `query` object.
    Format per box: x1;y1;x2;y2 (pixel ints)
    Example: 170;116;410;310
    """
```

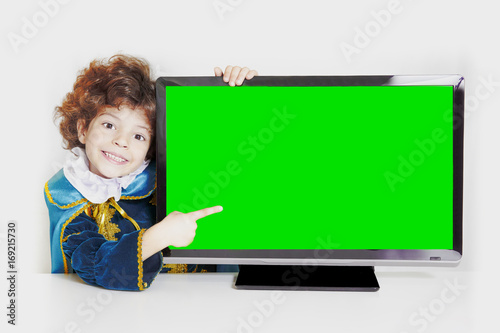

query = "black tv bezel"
155;75;464;265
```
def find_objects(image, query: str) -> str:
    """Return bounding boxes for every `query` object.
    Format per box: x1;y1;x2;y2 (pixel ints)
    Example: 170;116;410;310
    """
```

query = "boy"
45;54;257;290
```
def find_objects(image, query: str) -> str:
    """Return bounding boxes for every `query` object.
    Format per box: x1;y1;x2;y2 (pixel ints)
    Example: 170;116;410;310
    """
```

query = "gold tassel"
88;198;143;241
91;200;121;241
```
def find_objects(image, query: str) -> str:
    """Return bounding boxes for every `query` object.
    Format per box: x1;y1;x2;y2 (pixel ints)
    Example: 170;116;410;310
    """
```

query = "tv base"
234;265;380;292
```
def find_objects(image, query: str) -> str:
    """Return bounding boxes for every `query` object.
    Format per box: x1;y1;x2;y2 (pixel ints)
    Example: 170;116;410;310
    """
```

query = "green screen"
165;86;454;250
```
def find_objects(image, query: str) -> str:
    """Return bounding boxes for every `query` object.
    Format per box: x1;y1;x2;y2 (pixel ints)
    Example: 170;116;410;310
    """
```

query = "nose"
113;132;128;149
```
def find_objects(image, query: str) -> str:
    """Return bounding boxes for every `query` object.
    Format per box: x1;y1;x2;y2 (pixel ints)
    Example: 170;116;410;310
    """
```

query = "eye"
103;122;115;130
134;134;146;141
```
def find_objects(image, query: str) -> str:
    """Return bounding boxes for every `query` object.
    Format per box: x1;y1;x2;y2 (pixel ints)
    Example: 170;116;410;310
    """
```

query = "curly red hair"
54;54;156;160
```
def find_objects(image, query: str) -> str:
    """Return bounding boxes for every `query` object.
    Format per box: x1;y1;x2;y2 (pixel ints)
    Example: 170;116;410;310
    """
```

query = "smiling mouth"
102;151;128;164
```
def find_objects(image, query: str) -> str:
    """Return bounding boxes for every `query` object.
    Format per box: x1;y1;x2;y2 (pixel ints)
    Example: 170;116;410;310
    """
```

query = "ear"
77;119;87;144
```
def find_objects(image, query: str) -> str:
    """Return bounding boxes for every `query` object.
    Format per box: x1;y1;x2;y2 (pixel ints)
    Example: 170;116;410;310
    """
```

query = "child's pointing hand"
141;205;223;260
163;206;223;248
214;65;258;86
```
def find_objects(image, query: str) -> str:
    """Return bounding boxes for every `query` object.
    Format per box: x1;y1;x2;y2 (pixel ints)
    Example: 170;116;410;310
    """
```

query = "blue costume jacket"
45;161;237;291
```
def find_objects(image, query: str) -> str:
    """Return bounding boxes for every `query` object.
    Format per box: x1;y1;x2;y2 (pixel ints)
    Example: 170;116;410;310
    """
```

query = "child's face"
77;106;152;179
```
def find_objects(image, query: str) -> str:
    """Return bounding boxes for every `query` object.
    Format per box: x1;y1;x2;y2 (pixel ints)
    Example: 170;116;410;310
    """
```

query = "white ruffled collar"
63;147;149;204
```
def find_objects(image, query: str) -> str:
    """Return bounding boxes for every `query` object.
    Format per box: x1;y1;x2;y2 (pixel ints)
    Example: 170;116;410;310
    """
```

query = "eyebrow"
136;125;152;134
100;112;120;120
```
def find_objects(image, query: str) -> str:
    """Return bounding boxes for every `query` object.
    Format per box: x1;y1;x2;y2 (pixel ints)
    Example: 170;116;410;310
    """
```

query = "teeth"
105;152;126;162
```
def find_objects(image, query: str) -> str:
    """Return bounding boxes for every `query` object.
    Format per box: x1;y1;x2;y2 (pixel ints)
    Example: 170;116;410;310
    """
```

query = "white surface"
19;267;483;332
1;0;499;331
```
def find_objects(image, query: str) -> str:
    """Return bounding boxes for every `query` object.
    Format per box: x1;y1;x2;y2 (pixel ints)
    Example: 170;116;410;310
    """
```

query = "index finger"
246;69;258;80
186;205;223;221
214;67;223;76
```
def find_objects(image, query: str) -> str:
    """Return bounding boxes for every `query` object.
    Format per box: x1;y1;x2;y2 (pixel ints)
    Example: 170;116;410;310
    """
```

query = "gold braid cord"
149;190;157;206
90;200;120;241
109;198;140;230
161;264;209;273
87;198;142;241
162;264;188;273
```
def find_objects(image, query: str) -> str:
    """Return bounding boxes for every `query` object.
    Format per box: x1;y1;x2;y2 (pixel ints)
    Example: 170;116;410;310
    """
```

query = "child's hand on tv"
141;205;223;260
214;66;258;86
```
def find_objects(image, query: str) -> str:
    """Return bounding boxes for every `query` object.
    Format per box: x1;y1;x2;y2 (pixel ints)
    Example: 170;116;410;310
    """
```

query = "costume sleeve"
216;264;240;272
62;214;162;291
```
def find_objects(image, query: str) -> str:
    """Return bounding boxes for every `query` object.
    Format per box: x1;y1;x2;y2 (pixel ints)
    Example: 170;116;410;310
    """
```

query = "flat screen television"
155;75;464;291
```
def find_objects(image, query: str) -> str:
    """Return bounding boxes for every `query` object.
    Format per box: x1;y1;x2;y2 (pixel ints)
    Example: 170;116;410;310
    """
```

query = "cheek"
132;141;150;160
85;128;107;147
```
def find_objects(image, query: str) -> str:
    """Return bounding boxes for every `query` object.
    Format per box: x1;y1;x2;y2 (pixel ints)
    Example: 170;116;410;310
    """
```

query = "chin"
95;166;127;179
